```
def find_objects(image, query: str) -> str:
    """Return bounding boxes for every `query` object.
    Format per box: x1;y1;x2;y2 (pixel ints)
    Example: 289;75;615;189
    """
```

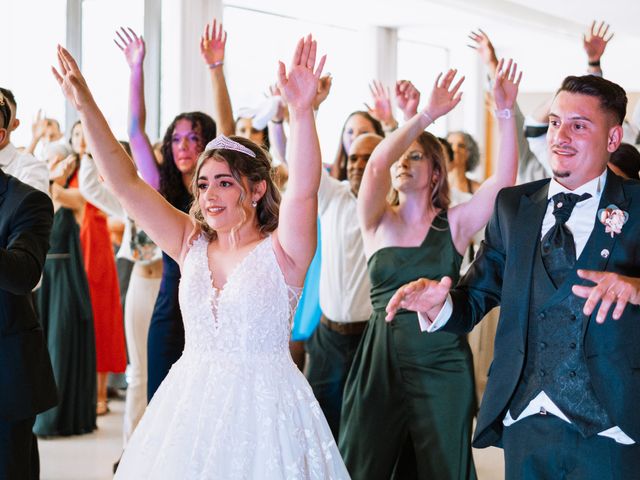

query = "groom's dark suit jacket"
0;169;57;422
440;170;640;448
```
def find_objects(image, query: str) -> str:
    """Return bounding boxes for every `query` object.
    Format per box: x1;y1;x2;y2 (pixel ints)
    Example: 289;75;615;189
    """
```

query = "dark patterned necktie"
541;192;592;287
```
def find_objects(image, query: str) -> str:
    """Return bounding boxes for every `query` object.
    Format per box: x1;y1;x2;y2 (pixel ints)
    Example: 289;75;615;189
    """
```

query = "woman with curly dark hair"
115;27;217;402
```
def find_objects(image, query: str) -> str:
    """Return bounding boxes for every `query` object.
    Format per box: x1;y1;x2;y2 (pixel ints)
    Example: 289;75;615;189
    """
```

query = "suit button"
569;371;576;377
569;342;576;349
539;369;546;377
539;312;546;320
570;314;577;322
540;342;547;350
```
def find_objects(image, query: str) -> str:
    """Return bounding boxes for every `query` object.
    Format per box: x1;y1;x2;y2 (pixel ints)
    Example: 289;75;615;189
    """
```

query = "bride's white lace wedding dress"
115;236;350;479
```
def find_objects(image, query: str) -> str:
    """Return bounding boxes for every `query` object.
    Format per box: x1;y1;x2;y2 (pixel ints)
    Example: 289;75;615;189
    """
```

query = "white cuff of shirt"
417;294;453;332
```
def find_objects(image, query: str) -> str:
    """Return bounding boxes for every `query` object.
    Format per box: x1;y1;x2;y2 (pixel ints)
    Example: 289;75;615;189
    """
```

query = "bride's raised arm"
52;45;192;261
273;36;326;284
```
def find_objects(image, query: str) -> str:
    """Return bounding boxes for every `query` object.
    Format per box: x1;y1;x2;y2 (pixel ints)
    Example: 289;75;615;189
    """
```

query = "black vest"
508;241;612;437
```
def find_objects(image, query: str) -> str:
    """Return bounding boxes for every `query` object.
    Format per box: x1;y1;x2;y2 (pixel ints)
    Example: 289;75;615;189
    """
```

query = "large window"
222;6;367;163
3;0;67;148
81;0;144;141
396;38;449;137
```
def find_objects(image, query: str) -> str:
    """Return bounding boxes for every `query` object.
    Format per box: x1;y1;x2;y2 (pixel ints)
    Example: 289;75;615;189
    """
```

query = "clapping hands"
114;27;145;68
493;58;522;111
277;35;326;113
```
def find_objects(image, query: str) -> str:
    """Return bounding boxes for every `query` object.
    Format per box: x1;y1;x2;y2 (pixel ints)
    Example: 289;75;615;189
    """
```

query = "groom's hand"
385;277;452;322
572;269;640;323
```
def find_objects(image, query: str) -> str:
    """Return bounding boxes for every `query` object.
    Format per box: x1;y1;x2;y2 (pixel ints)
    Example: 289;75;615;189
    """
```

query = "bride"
53;36;349;479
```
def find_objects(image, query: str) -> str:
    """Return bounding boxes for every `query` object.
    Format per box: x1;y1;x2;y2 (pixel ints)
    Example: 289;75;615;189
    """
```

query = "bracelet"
588;60;601;67
270;118;284;124
421;110;435;125
494;108;513;119
208;60;224;69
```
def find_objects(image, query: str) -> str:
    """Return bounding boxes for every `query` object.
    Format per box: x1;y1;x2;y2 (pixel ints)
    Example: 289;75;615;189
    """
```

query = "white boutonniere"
598;204;629;238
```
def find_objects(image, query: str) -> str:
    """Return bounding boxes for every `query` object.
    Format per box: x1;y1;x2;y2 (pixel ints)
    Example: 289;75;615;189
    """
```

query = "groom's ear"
0;128;7;147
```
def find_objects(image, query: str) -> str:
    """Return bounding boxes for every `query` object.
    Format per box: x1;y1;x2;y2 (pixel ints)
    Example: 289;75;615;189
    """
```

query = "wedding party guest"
305;132;382;438
53;33;350;477
72;121;127;415
114;27;217;400
386;74;640;480
35;146;97;437
341;60;521;479
0;88;49;194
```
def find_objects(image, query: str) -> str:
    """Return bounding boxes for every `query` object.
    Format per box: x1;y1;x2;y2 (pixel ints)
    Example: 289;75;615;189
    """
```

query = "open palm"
114;27;145;68
423;69;465;119
493;58;522;110
277;35;326;112
52;46;93;112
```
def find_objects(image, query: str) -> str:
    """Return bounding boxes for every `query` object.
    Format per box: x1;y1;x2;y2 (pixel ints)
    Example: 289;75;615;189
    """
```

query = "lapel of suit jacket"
534;170;628;331
0;169;8;209
513;180;550;344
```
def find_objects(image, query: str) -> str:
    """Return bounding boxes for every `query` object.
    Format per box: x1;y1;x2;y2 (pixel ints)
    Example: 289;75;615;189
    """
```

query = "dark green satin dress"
34;206;97;436
339;212;477;479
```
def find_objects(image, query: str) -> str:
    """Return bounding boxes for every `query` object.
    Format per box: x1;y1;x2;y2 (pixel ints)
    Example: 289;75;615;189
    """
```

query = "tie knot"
551;192;591;224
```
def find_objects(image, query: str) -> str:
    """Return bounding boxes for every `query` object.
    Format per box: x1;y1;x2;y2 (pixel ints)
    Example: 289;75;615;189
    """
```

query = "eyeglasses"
401;151;425;162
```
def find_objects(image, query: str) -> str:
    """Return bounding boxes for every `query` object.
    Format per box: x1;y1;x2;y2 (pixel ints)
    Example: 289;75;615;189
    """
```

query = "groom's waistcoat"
508;242;613;437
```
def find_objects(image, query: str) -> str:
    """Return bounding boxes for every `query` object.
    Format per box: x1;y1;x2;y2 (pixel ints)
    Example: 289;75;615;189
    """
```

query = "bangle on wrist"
421;110;435;125
270;118;284;124
588;60;601;67
208;60;224;69
494;108;513;120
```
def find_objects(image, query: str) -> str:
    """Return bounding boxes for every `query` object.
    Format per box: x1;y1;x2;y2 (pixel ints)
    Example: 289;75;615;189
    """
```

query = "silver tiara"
205;135;256;158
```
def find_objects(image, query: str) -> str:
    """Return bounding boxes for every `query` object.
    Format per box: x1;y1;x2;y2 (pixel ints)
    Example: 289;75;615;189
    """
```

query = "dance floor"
39;398;505;479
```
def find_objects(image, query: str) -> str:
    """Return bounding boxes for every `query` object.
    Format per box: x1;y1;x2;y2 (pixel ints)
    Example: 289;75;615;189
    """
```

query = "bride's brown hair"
189;136;281;241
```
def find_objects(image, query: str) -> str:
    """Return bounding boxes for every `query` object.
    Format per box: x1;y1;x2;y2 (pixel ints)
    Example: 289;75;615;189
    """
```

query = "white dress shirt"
420;170;634;444
0;142;49;194
317;170;372;323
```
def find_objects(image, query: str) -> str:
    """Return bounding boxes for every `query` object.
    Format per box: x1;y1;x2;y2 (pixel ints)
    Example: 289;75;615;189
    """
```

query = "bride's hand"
277;35;326;114
51;45;95;113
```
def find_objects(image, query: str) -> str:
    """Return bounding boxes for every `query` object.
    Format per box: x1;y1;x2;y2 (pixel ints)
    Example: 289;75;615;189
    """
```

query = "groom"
386;74;640;479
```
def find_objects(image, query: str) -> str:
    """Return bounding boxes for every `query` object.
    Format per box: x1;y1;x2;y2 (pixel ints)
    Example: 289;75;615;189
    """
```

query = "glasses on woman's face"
401;150;425;162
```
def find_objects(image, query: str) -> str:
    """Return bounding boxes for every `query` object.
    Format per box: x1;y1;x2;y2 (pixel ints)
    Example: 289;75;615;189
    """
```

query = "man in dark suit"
0;102;57;480
386;74;640;479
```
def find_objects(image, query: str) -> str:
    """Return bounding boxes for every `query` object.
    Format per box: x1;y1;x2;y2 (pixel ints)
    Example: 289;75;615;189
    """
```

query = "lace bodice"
179;235;301;358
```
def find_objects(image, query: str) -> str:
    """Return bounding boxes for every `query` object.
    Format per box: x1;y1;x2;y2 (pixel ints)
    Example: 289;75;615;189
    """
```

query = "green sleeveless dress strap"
339;211;477;480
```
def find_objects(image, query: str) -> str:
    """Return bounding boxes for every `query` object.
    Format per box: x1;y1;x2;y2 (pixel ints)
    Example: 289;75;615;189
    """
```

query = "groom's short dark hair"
557;75;627;125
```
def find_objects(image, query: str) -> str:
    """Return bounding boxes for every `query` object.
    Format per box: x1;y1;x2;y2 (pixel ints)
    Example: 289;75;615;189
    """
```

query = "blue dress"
146;189;191;401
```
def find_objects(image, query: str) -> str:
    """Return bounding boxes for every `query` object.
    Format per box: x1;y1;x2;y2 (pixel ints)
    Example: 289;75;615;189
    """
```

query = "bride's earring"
251;200;257;208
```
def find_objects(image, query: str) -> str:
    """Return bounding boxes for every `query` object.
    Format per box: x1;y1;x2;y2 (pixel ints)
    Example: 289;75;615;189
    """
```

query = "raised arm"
26;110;46;155
267;84;288;165
201;18;234;136
52;46;191;261
274;35;326;283
395;80;421;122
357;69;464;233
114;27;159;190
365;80;398;132
583;21;613;77
449;59;520;254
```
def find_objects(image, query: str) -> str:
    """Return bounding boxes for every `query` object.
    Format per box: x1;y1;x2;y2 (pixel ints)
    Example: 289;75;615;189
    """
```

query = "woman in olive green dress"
339;61;521;479
35;149;97;436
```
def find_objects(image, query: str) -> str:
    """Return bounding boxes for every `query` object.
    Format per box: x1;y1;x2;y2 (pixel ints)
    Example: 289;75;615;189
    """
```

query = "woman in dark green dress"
35;158;97;436
339;62;521;479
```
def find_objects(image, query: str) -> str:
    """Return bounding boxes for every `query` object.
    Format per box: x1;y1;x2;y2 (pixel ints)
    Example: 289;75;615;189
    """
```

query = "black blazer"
442;170;640;448
0;170;57;421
